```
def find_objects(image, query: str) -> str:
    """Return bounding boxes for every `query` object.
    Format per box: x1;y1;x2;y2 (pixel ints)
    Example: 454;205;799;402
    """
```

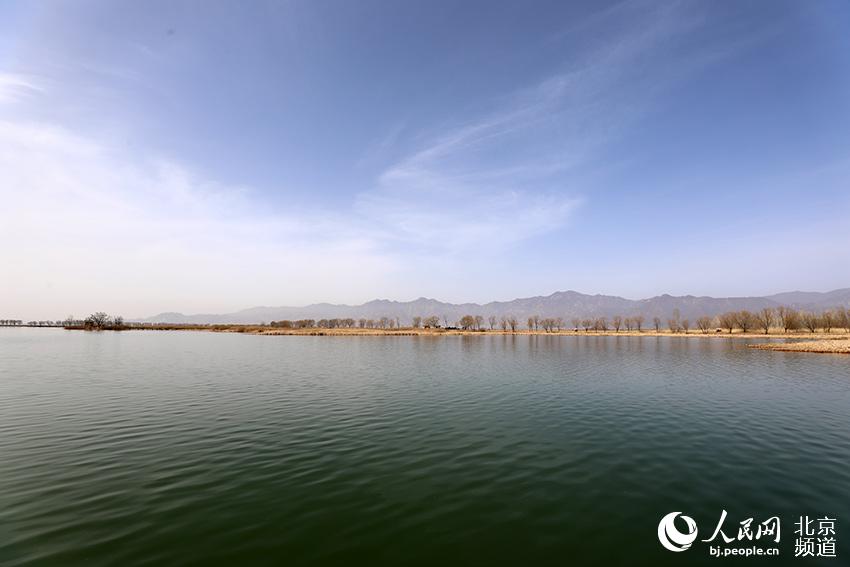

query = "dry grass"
115;325;850;340
748;339;850;355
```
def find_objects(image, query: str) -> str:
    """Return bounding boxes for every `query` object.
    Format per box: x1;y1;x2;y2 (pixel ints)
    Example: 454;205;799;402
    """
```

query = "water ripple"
1;329;848;565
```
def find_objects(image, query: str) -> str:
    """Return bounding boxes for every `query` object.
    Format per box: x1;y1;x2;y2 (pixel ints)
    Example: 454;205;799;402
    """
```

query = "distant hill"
135;288;850;325
765;288;850;310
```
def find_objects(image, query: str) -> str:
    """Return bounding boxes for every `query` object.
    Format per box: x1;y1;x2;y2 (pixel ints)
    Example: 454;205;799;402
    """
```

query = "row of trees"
270;306;849;334
713;307;850;334
271;318;357;329
567;315;646;332
270;317;406;329
546;307;849;334
1;319;80;326
625;307;849;334
2;316;115;327
10;307;842;334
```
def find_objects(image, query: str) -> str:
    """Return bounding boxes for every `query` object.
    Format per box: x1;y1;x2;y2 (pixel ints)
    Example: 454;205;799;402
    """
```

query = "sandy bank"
748;339;850;355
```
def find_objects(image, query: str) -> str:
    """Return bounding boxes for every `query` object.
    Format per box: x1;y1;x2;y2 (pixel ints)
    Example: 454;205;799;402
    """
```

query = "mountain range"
136;288;850;325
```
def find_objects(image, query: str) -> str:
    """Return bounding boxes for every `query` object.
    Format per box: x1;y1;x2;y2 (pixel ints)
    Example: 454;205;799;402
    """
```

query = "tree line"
270;317;404;329
1;319;78;327
2;316;120;328
10;306;847;334
269;306;850;334
711;307;850;334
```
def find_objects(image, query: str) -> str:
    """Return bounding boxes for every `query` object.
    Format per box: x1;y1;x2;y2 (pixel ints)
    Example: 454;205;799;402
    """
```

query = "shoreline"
50;324;850;353
58;324;848;338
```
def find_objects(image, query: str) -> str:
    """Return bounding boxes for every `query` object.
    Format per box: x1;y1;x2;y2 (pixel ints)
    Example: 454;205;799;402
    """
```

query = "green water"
1;329;848;565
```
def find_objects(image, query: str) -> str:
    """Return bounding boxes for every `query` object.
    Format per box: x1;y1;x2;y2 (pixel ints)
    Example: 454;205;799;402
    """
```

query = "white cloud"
357;183;581;253
0;114;585;318
0;120;397;318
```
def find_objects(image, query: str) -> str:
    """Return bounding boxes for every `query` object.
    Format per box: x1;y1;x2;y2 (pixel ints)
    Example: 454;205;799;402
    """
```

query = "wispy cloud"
0;73;44;104
356;1;704;254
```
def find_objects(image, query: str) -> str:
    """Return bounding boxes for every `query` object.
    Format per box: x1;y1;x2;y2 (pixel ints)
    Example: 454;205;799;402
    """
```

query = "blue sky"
1;0;849;318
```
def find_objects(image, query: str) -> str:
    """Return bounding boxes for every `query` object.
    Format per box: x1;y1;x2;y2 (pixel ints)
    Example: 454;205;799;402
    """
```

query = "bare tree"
754;307;773;334
488;315;496;330
652;317;661;332
734;310;755;333
474;315;484;330
459;315;475;330
500;317;508;331
581;319;592;332
91;312;111;326
718;312;736;334
801;312;819;333
571;318;581;331
668;309;681;333
84;312;112;330
423;315;440;328
612;315;623;332
634;315;645;332
681;319;690;333
507;316;518;332
624;317;633;332
838;307;850;333
822;310;835;333
412;316;422;328
696;316;713;334
776;306;800;333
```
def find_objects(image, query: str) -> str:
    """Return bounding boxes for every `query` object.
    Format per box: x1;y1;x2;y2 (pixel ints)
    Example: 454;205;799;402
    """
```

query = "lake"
1;328;848;565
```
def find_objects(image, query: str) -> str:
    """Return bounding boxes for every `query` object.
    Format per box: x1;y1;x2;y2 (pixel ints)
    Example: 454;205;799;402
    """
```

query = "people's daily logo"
657;512;698;552
657;510;838;559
